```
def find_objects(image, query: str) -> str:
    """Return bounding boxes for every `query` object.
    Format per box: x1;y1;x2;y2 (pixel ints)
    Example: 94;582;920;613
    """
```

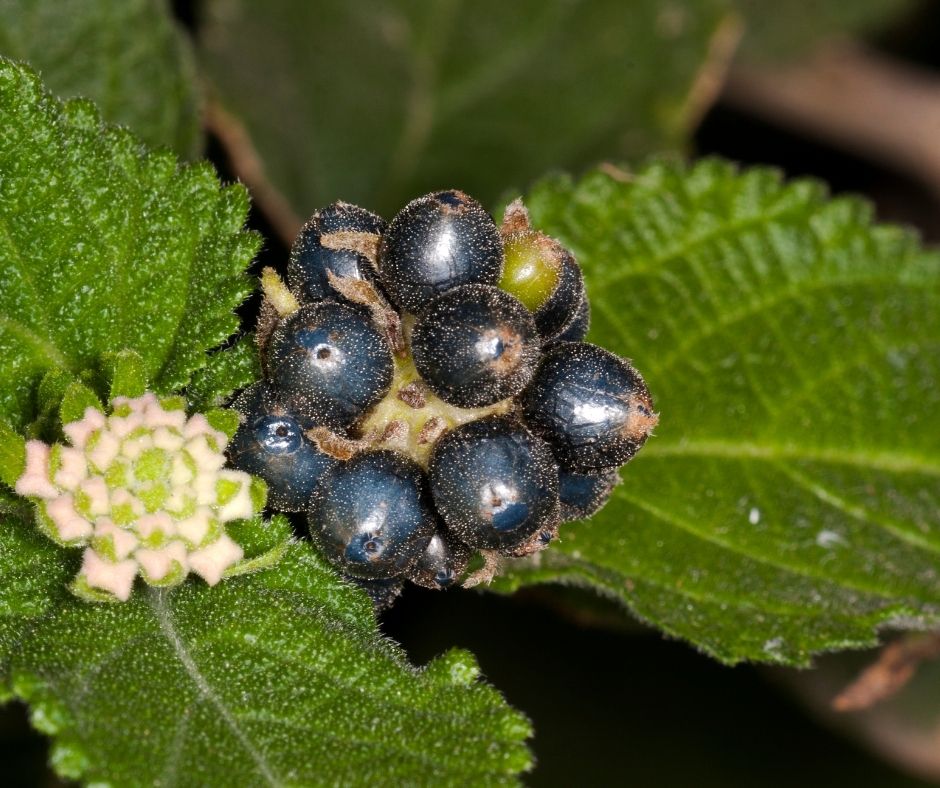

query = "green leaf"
0;420;25;488
0;0;203;156
103;349;148;400
496;160;940;666
58;380;103;426
0;491;73;698
186;334;261;412
0;58;259;429
7;530;531;784
733;0;920;62
200;0;730;216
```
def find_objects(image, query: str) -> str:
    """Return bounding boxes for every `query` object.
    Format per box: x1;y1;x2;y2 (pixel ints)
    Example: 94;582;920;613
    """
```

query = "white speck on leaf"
816;529;847;549
763;638;784;657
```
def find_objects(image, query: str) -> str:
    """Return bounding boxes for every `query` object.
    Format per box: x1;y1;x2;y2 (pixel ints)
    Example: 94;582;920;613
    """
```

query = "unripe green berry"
499;233;560;312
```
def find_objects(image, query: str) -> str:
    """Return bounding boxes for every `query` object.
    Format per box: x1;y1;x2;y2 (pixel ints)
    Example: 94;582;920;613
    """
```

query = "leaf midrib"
148;588;281;787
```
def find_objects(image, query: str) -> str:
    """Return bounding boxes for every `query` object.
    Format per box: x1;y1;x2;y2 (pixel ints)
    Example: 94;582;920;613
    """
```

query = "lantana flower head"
15;393;263;601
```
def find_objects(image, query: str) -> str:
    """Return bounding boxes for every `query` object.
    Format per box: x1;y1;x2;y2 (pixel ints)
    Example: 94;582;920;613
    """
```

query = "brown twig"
203;99;303;246
832;632;940;712
724;42;940;199
682;13;744;132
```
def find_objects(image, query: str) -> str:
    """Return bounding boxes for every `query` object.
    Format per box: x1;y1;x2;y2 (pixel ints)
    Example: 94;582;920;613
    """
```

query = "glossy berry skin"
408;530;472;590
287;201;385;303
411;285;540;408
521;342;656;472
378;190;503;313
268;302;393;429
350;576;405;611
559;468;619;521
429;416;559;551
548;291;590;346
308;451;436;580
226;382;337;511
533;249;585;342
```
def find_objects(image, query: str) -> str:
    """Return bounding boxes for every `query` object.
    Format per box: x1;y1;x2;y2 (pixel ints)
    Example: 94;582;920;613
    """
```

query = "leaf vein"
149;589;281;787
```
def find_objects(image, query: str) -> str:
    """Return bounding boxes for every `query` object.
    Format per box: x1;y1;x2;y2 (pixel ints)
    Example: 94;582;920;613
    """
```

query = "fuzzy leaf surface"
5;516;531;784
0;58;258;428
496;161;940;666
0;491;72;696
200;0;729;217
0;0;202;156
186;334;261;412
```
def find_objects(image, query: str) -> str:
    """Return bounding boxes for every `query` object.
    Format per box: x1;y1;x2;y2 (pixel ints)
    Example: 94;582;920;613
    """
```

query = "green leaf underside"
1;511;531;784
200;0;728;216
0;58;258;428
494;160;940;666
0;0;203;157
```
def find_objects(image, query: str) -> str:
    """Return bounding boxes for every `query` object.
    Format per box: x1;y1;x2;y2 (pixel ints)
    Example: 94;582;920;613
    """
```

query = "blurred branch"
204;99;303;246
682;13;744;132
724;42;940;199
833;632;940;712
779;642;940;783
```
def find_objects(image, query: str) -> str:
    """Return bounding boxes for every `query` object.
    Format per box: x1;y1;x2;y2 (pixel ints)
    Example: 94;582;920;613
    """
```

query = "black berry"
408;530;472;590
308;450;436;580
559;468;620;521
549;295;590;346
287;201;385;303
533;250;585;342
378;190;503;313
232;189;658;605
521;342;657;472
411;284;540;408
429;416;559;551
268;302;393;429
226;382;336;511
349;576;406;611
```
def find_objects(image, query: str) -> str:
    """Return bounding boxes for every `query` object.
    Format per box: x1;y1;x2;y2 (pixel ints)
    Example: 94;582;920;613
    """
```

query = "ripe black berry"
532;250;585;342
308;450;436;580
226;382;337;511
378;190;503;313
349;577;405;611
408;530;472;590
287;201;385;303
521;342;657;472
559;468;620;521
268;302;393;429
411;284;540;408
549;295;590;346
429;416;559;551
232;189;658;606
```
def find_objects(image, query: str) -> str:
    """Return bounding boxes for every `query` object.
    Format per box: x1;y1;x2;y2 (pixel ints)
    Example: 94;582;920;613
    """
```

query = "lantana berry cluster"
16;393;258;601
229;190;657;605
